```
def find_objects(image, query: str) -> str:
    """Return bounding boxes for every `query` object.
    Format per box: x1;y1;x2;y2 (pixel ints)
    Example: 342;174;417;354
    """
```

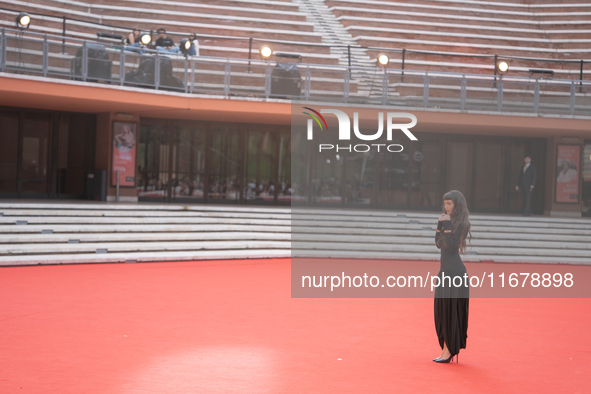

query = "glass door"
377;137;409;208
410;136;445;210
276;130;291;205
170;124;206;202
208;124;243;203
244;126;277;205
137;121;171;201
445;137;474;208
473;138;505;211
19;114;51;195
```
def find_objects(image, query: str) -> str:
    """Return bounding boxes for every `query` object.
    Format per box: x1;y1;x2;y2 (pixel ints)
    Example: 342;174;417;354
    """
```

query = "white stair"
292;0;389;99
1;202;590;266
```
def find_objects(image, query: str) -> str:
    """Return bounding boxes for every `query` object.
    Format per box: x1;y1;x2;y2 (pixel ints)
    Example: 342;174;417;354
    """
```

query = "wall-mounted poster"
555;144;580;203
111;121;137;187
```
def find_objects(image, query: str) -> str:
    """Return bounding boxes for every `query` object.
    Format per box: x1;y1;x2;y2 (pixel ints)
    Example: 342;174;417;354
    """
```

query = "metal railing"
1;28;591;117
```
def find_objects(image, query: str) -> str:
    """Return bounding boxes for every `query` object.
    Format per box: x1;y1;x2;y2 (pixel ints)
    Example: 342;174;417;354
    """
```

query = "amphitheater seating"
1;0;591;104
0;0;334;62
0;0;359;98
328;0;591;80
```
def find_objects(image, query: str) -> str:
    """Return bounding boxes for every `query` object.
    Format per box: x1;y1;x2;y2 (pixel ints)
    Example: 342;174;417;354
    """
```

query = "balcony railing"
1;27;591;117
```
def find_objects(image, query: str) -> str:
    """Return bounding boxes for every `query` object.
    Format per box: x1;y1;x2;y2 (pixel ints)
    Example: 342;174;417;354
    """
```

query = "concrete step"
0;231;290;244
0;249;291;266
293;250;591;265
0;223;290;234
1;203;590;266
0;240;290;255
0;216;290;226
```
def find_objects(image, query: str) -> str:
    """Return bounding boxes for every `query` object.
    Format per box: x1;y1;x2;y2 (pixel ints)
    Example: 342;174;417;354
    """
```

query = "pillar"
95;112;140;202
543;136;583;217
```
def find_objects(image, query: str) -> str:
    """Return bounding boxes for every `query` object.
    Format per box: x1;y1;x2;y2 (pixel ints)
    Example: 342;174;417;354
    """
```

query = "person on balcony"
187;33;199;57
124;27;146;54
155;27;175;51
156;32;200;57
126;27;140;45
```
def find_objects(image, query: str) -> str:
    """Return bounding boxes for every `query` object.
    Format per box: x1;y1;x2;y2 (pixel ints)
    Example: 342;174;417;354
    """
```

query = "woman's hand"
438;214;450;221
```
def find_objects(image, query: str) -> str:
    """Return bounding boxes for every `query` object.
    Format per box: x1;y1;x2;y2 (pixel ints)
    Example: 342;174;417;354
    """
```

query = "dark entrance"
137;119;291;205
300;132;546;214
444;135;546;214
0;108;96;199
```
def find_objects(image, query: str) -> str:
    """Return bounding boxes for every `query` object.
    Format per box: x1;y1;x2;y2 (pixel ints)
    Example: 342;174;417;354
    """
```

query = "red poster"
111;122;137;187
555;145;580;203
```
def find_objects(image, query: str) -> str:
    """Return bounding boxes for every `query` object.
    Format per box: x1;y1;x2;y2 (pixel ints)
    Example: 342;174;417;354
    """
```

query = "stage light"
180;38;192;55
16;12;31;30
138;32;151;45
496;61;509;75
377;54;389;66
260;45;272;59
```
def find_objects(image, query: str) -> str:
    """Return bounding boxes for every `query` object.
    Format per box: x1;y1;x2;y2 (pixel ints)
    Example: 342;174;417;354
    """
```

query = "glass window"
310;132;343;206
410;137;444;209
507;140;527;212
289;127;309;205
209;125;241;202
377;138;408;207
244;127;277;204
137;122;170;200
171;125;206;201
21;113;51;194
277;130;291;204
344;149;376;206
474;139;504;210
446;139;474;207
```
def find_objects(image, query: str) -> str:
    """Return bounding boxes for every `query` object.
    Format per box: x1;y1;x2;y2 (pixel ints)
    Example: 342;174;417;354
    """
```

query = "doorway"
0;110;50;197
0;108;96;199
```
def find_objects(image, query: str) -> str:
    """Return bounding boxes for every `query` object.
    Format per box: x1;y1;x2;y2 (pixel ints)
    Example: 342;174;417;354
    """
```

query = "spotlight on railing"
16;12;31;30
180;38;192;55
496;60;509;75
138;32;151;45
260;45;272;59
377;54;389;66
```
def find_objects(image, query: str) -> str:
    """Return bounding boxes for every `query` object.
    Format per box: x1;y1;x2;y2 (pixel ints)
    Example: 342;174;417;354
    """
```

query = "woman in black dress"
433;190;471;364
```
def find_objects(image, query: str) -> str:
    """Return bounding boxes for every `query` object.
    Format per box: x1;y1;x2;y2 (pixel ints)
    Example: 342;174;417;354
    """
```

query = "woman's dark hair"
438;190;472;255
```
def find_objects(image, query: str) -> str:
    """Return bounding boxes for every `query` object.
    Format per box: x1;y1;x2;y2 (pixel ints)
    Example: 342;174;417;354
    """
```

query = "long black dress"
434;219;469;357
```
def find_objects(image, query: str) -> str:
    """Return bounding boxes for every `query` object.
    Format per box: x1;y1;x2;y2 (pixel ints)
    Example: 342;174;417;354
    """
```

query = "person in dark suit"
515;156;537;216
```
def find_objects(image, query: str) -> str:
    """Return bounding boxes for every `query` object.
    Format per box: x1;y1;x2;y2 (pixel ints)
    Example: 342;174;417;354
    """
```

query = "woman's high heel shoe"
434;353;457;363
434;355;452;363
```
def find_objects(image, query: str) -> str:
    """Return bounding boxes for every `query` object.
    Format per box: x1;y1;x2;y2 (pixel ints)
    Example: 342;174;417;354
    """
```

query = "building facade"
1;75;590;217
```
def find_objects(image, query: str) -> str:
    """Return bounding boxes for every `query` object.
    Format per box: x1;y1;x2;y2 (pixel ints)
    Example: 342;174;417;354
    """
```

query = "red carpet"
1;258;589;393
